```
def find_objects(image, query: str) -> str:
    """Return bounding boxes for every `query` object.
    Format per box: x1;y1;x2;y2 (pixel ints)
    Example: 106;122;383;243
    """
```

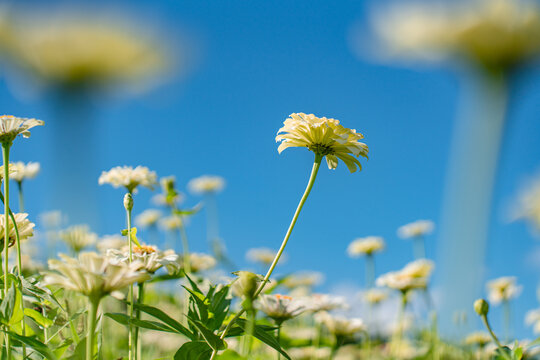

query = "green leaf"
0;283;16;324
121;227;140;246
105;312;178;333
8;285;23;325
174;341;212;360
24;308;54;328
6;331;58;360
173;203;203;216
132;303;194;339
236;319;290;360
187;317;227;351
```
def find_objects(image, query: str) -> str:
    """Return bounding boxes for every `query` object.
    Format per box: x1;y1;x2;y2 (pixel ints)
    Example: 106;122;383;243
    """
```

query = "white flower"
98;166;157;193
159;215;183;231
347;236;385;257
59;225;97;253
256;294;307;323
188;175;225;194
135;209;162;228
397;220;435;239
486;276;522;304
246;247;280;266
43;252;150;301
0;115;44;145
39;210;65;228
282;271;324;290
96;234;125;253
376;259;435;292
107;244;179;274
464;331;492;346
315;311;365;337
305;294;348;312
363;288;388;305
166;252;216;274
0;213;35;246
9;161;40;182
526;309;540;334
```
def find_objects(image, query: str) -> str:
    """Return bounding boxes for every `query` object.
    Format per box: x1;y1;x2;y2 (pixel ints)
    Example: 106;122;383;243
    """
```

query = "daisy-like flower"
314;311;365;337
59;225;98;253
525;308;540;334
246;247;281;266
135;209;162;228
107;244;179;274
376;259;435;292
166;252;216;274
96;234;125;253
282;271;324;290
306;293;348;312
188;175;225;194
347;236;385;257
464;331;492;347
275;113;369;173
98;166;157;193
256;294;307;324
159;215;183;231
43;252;150;301
39;210;65;228
486;276;522;304
397;220;435;239
363;288;388;305
9;161;40;182
0;115;44;145
513;175;540;230
0;213;35;247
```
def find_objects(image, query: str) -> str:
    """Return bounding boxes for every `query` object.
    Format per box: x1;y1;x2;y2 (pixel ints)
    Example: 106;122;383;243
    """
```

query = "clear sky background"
3;0;540;339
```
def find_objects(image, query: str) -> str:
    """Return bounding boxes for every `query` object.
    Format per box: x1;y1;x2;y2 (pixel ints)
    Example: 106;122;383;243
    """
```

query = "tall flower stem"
125;193;135;360
16;181;24;213
178;219;191;274
481;313;510;360
365;253;375;288
276;322;283;360
86;298;99;360
209;154;323;360
136;282;145;360
393;291;408;357
2;144;11;359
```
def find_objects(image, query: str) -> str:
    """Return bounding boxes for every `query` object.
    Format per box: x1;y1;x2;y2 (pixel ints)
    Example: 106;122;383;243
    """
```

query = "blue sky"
4;0;540;338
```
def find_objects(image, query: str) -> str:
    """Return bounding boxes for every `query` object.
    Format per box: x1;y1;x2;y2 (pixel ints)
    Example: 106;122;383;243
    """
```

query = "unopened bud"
474;299;489;316
231;271;260;301
124;193;133;211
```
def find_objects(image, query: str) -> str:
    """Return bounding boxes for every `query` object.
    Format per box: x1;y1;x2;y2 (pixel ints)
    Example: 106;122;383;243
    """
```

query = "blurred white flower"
486;276;522;304
315;311;365;337
363;288;389;305
282;271;324;290
96;234;125;253
39;210;65;228
135;209;162;228
256;294;307;323
347;236;385;257
188;175;225;194
464;331;492;347
526;308;540;334
98;166;157;193
397;220;434;239
0;212;35;246
246;247;281;266
9;161;39;182
376;259;434;292
305;293;348;312
60;225;97;253
159;215;183;231
166;252;216;274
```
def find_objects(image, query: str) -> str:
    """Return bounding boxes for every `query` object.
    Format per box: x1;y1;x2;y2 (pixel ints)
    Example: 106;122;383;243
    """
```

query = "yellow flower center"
133;245;156;255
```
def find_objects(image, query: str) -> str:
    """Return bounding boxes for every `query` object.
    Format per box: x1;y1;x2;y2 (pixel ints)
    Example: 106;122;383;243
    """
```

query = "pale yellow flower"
135;209;162;228
59;225;97;253
9;161;40;182
305;293;348;312
0;212;35;246
96;234;125;253
246;247;280;266
43;252;150;301
486;276;522;304
363;288;388;305
525;308;540;334
0;115;44;145
159;215;183;231
276;113;368;173
376;259;434;292
314;311;365;337
464;331;492;346
397;220;434;239
282;271;324;290
347;236;385;257
98;166;157;193
256;294;307;323
188;175;225;194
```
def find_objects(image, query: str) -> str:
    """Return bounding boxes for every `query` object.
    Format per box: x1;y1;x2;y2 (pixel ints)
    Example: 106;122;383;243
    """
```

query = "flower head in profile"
166;252;216;274
314;311;365;337
276;113;368;173
306;294;348;312
464;331;492;347
246;247;282;266
43;252;150;301
363;288;389;305
96;234;125;253
188;175;225;194
397;220;435;239
0;115;44;145
59;225;98;253
0;213;35;247
98;166;157;193
256;294;307;324
376;259;435;292
347;236;385;257
486;276;522;304
282;271;324;290
159;215;183;231
135;209;162;228
9;161;40;182
107;244;179;274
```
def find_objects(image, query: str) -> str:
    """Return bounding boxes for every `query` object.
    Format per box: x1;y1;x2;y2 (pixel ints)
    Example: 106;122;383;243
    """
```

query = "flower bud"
474;298;489;316
123;193;133;212
231;271;260;301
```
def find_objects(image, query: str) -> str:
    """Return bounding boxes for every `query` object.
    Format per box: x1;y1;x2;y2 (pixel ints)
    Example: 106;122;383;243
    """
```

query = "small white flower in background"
397;220;435;239
282;271;324;290
0;213;35;246
152;192;184;207
98;165;157;193
287;347;331;360
314;311;365;337
464;331;492;347
0;115;44;145
188;175;225;194
256;294;307;323
376;259;435;292
108;244;179;274
135;209;162;228
347;236;385;257
159;215;183;231
305;293;348;312
39;210;65;228
513;175;540;231
43;252;150;301
363;288;389;305
9;161;40;182
486;276;522;304
526;308;540;334
246;247;282;266
60;225;97;253
96;234;125;253
166;252;216;274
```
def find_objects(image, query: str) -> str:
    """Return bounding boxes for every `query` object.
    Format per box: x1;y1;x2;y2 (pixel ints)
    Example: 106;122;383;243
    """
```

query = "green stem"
16;182;23;213
276;323;282;360
481;314;510;360
86;299;99;360
2;144;11;359
136;282;145;360
126;197;135;360
178;219;191;274
393;291;408;357
209;154;323;360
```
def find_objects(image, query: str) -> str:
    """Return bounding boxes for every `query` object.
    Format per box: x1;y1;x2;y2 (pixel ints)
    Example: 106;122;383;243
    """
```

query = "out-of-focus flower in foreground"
99;166;157;193
0;212;35;247
0;115;44;146
486;276;522;304
9;161;40;182
44;252;150;301
347;236;385;257
256;294;307;324
397;220;434;239
188;175;225;195
59;225;97;253
276;113;368;173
